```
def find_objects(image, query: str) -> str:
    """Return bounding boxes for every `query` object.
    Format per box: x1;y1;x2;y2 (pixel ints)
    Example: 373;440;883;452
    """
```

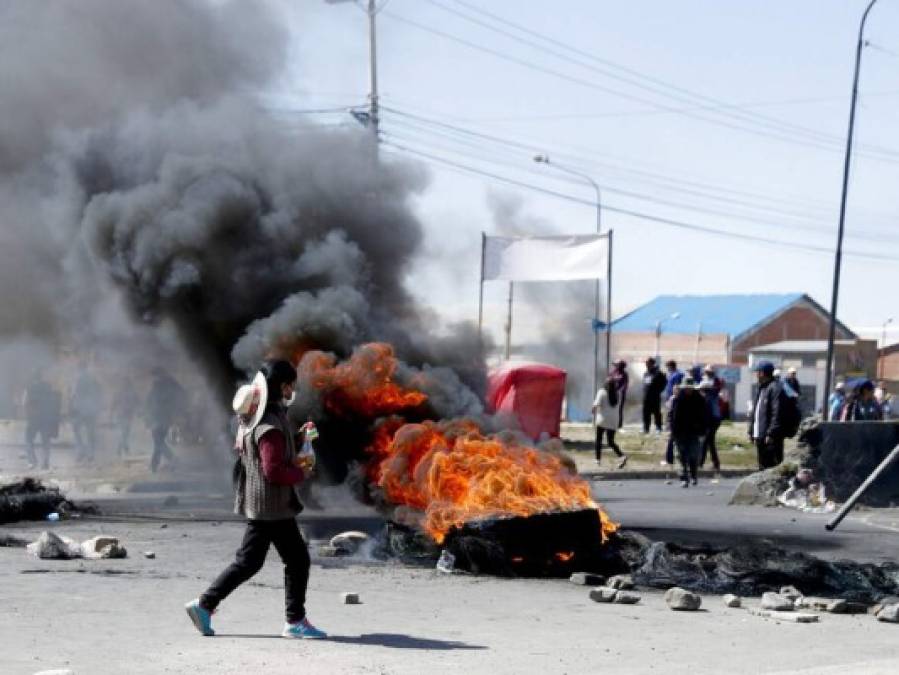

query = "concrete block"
613;591;641;605
761;592;794;611
607;574;634;590
342;592;361;605
723;594;742;608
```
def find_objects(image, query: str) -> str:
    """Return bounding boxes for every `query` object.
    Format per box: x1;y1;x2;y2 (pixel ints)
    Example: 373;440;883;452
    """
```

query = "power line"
380;139;899;263
440;0;899;160
382;124;899;245
379;105;899;227
383;5;899;164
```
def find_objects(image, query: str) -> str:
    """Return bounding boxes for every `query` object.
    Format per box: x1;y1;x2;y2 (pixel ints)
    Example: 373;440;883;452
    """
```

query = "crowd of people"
592;356;895;486
592;358;729;487
21;365;187;472
827;378;891;421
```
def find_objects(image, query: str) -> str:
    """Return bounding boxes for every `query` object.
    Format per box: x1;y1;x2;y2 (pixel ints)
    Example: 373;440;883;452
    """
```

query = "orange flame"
299;343;427;418
367;418;618;544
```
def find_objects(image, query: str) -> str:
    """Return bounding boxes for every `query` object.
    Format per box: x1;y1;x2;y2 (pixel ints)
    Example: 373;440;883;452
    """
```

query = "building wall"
879;349;899;382
611;332;729;369
731;303;853;364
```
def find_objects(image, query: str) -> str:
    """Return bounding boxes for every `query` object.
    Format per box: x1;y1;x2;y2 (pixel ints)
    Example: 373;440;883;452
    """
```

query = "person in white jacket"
592;377;628;468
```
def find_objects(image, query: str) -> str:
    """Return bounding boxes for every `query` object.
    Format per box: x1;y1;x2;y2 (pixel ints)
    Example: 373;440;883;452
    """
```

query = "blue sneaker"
282;618;327;639
185;599;215;636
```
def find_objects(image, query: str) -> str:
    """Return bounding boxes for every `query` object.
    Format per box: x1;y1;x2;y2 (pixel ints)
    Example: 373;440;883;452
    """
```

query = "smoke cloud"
0;0;485;423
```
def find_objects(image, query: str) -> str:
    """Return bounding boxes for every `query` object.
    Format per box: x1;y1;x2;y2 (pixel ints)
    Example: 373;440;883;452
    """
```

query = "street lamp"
326;0;380;138
879;317;893;379
822;0;880;419
533;154;606;397
655;312;681;361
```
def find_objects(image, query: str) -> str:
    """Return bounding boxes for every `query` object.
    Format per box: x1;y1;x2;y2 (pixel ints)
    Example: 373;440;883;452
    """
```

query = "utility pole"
366;0;380;138
327;0;380;140
533;155;603;399
504;282;514;360
823;0;880;419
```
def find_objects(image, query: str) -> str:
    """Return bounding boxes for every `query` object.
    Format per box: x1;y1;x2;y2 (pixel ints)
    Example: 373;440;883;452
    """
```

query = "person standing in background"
641;357;667;434
145;368;185;472
24;369;60;470
749;361;788;470
112;378;141;456
670;375;707;488
698;373;722;482
71;364;102;464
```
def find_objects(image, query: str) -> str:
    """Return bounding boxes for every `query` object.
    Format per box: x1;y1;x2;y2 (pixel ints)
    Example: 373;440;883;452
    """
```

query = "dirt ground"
2;513;899;675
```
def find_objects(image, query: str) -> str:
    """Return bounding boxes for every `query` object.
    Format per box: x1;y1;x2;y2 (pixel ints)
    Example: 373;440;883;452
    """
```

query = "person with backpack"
748;361;800;470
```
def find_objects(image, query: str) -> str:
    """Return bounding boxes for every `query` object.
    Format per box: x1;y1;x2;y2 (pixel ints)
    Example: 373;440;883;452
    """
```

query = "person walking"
698;374;722;481
748;361;789;470
670;375;707;487
592;377;628;469
145;368;184;472
24;370;60;470
641;357;667;434
185;360;326;640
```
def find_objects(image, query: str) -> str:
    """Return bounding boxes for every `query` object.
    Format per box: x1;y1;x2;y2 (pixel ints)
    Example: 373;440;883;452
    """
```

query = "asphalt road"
593;477;899;564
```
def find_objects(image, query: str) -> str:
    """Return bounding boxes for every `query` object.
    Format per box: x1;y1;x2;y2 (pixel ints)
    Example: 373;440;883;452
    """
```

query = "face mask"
283;390;296;407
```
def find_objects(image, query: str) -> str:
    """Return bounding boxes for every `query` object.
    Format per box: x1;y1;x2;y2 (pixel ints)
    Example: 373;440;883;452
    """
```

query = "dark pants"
755;436;784;470
150;425;174;472
665;434;675;464
201;518;311;624
25;424;51;469
642;399;662;432
701;419;721;471
675;435;701;482
595;427;623;461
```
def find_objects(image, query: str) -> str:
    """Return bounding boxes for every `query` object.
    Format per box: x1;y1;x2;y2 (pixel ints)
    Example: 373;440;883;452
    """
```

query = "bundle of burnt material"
634;540;899;603
0;478;80;524
443;509;638;578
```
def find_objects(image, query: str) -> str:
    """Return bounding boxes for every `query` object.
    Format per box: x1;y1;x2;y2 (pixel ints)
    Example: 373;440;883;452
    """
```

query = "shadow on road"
327;633;487;650
213;632;486;650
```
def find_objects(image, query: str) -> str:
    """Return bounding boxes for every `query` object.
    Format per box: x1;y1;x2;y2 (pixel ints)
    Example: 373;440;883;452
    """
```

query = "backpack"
780;388;802;438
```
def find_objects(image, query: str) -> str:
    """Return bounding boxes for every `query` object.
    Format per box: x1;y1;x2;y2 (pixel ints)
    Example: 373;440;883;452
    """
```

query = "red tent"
486;362;567;441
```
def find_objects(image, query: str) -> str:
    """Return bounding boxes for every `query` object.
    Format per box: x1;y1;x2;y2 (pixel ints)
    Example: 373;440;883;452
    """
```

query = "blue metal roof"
613;294;805;338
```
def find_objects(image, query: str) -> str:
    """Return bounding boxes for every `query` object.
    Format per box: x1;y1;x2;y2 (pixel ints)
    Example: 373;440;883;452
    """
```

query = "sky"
271;0;899;349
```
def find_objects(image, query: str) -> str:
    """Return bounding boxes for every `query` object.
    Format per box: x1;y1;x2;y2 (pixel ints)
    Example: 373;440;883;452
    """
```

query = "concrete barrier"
800;421;899;506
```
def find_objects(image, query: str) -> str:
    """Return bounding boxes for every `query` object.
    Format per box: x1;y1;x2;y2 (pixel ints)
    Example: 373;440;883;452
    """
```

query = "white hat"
787;366;797;375
232;371;267;433
773;368;782;378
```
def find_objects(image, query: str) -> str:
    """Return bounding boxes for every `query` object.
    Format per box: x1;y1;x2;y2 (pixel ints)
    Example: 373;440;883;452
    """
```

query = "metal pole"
879;318;892;380
367;0;379;139
532;156;603;398
694;321;703;365
826;442;899;531
823;0;879;420
504;282;514;360
655;320;662;362
477;232;486;341
605;230;613;378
